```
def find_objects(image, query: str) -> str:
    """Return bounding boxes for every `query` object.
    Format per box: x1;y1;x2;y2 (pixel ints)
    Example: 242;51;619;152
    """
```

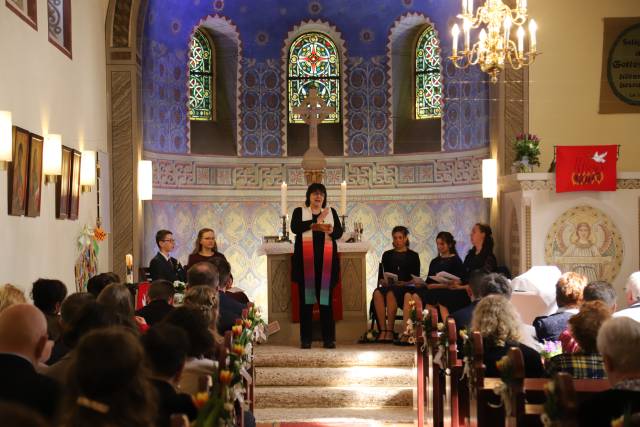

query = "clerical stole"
301;207;334;306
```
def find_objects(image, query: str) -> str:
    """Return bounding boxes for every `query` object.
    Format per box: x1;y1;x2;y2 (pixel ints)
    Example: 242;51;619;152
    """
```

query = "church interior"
1;0;640;426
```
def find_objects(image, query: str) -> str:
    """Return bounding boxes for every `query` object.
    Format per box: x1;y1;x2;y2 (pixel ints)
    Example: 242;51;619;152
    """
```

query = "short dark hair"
584;281;617;308
187;262;219;289
210;257;231;287
155;230;173;248
479;272;512;299
392;226;409;236
141;323;188;378
62;301;114;348
86;272;120;297
163;306;214;358
60;292;96;325
304;183;327;208
31;279;68;313
148;280;175;301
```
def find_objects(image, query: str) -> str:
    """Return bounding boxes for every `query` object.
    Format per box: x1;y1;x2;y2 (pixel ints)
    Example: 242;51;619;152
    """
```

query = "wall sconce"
80;150;96;192
482;158;498;198
43;133;62;183
0;111;12;170
138;160;152;201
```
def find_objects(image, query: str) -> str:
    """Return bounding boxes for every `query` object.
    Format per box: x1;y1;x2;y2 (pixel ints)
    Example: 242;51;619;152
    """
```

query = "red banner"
556;145;617;193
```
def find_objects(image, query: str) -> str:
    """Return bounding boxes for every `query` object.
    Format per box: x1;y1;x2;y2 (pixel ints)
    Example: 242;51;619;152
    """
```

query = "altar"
260;241;370;345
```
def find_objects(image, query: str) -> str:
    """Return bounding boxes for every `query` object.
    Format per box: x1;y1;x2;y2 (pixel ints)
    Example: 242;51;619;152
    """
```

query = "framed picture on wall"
68;149;81;220
7;126;30;216
26;133;44;218
56;145;72;219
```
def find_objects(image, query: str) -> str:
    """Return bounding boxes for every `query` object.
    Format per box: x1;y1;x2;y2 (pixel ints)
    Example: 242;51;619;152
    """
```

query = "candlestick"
280;182;287;217
280;215;290;242
340;180;347;217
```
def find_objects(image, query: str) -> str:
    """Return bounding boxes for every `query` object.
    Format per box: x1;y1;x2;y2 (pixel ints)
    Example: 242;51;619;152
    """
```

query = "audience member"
86;272;120;297
547;300;610;379
533;272;587;342
61;328;157;427
141;324;198;427
0;283;27;313
31;278;68;342
163;306;216;395
463;223;498;277
97;283;144;333
46;292;96;365
613;271;640;322
471;295;544;378
149;229;187;283
0;402;49;427
187;261;220;288
451;271;509;332
136;279;175;326
577;317;640;426
0;304;60;421
183;285;219;333
211;256;250;305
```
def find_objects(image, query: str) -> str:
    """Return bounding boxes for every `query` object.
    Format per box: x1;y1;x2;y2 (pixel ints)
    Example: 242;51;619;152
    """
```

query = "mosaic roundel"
545;205;624;283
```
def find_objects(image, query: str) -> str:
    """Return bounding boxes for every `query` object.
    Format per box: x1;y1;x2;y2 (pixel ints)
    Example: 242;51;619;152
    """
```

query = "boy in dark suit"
149;230;186;283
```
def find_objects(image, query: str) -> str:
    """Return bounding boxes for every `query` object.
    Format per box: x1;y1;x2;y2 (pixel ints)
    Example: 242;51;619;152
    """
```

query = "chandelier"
449;0;538;83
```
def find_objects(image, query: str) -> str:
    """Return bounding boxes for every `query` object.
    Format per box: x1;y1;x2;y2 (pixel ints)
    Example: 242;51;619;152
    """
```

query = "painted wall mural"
141;0;489;156
144;196;488;319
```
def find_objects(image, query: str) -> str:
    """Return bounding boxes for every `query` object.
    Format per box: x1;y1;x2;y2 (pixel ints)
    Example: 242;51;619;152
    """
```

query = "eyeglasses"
162;239;175;243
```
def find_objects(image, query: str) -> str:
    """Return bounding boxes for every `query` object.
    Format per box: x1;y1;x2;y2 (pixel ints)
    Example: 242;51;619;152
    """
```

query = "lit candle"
461;0;466;14
452;24;460;57
280;181;287;217
521;0;527;10
478;29;487;55
504;15;512;42
125;254;133;284
340;181;347;216
467;0;473;15
528;19;537;52
517;26;525;56
463;19;472;51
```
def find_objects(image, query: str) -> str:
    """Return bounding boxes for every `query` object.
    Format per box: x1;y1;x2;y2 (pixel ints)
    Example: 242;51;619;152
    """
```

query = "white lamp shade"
482;158;497;198
0;111;12;162
80;151;96;186
43;134;62;175
138;160;153;201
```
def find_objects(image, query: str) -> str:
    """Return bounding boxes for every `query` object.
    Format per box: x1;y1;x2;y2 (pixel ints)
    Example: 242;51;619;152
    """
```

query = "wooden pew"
467;331;505;427
220;330;245;427
416;321;426;427
444;317;468;427
429;306;444;427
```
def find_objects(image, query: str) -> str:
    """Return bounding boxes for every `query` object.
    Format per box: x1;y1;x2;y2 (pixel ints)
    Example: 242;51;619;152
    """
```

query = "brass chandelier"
450;0;538;83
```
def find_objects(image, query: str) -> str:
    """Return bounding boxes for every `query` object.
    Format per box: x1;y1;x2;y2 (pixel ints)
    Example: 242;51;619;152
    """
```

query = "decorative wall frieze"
146;147;488;190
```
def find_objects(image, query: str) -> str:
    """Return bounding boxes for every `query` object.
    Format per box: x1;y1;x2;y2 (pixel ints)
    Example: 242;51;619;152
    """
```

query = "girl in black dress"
463;223;497;276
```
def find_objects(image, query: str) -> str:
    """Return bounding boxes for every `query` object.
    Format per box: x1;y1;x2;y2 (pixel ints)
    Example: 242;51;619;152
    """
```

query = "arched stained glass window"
415;26;442;120
189;29;215;121
288;32;340;124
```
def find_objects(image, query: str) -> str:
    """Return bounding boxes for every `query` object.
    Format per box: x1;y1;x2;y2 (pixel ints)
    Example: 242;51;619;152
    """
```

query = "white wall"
0;0;110;294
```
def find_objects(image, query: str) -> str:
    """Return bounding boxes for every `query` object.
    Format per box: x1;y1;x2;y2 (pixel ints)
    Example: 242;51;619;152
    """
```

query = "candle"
517;26;525;56
478;29;487;55
125;254;133;284
463;19;472;51
467;0;473;15
280;182;287;217
461;0;466;14
451;24;460;57
528;19;537;52
504;15;512;42
340;181;347;216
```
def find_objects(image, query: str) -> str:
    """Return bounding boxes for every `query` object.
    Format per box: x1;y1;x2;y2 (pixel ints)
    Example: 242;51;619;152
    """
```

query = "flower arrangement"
513;133;541;172
540;340;562;363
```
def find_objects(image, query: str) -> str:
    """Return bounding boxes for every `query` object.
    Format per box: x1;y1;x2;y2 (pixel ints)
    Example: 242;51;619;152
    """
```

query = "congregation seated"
613;271;640;323
135;279;176;326
0;283;27;313
141;323;198;427
559;280;617;353
547;300;610;379
60;328;158;427
533;271;587;342
97;282;145;333
450;271;510;333
577;317;640;426
31;278;67;342
471;294;544;378
211;256;251;305
183;285;220;337
86;272;120;297
186;228;228;271
46;292;95;365
0;304;60;421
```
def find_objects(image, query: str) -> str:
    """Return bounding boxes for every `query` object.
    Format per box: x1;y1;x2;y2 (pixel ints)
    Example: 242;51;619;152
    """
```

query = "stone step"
256;366;415;387
255;386;413;409
255;407;417;425
254;344;414;368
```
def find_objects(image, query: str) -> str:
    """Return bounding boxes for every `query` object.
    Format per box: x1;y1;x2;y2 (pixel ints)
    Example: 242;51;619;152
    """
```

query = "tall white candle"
528;19;537;52
452;24;460;57
280;182;287;216
517;26;525;55
463;19;472;51
125;254;133;284
340;181;347;216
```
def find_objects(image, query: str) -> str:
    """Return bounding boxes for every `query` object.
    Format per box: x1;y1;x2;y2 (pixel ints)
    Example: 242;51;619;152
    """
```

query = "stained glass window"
415;26;442;120
288;32;340;124
189;29;215;121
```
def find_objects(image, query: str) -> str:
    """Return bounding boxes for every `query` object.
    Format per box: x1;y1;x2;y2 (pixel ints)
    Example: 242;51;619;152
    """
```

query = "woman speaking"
291;183;343;349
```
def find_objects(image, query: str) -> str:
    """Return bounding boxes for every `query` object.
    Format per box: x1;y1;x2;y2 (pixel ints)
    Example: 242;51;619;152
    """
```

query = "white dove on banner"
592;151;608;163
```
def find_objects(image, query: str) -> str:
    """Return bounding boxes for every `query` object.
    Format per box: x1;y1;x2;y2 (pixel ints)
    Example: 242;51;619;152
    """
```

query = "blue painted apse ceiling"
142;0;489;155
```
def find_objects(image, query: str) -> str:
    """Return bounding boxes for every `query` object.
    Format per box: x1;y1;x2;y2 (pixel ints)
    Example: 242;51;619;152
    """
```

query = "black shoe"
300;341;311;349
323;341;336;349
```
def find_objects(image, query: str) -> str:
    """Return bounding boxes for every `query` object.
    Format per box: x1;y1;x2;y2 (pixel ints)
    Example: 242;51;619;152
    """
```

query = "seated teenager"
463;223;498;276
186;228;227;271
97;283;145;334
533;272;587;342
548;300;610;379
31;279;68;342
210;257;250;305
135;280;175;326
86;272;120;297
183;285;220;338
371;226;420;343
149;229;186;283
46;292;96;365
141;324;198;427
577;317;640;426
450;271;509;332
471;295;544;378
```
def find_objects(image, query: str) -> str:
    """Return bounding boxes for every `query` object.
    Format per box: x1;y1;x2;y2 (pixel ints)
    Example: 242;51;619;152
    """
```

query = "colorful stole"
302;206;334;306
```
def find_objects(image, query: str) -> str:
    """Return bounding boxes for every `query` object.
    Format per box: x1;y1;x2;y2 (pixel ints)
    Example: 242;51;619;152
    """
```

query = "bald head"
0;304;48;365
